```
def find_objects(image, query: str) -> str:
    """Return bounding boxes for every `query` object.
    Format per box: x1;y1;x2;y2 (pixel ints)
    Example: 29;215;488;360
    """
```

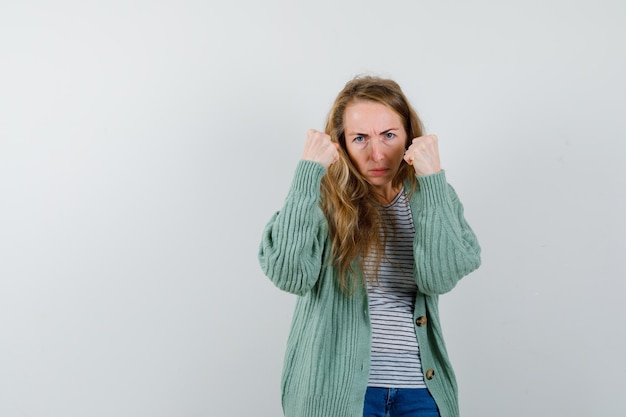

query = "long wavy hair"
320;76;425;294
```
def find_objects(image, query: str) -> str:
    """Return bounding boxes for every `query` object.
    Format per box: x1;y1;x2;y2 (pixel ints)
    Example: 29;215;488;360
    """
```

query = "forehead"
343;100;403;131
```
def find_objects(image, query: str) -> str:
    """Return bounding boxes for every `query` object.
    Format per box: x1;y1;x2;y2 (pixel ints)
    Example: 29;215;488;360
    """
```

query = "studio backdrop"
1;1;624;416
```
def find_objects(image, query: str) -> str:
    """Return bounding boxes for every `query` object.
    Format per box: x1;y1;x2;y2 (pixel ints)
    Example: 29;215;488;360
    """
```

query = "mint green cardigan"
259;160;481;417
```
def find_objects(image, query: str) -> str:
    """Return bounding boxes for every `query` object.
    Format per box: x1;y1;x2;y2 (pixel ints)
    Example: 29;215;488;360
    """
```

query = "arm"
404;134;481;294
411;171;481;295
258;160;329;295
259;129;339;295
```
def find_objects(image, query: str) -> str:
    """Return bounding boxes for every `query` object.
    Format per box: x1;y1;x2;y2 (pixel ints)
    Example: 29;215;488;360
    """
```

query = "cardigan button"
425;369;435;380
415;316;427;327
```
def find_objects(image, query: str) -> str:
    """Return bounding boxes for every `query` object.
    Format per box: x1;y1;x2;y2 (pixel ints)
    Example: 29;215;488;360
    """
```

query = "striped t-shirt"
365;188;425;388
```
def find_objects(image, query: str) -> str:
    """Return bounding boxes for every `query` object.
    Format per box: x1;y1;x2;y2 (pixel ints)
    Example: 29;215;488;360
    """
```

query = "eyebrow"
347;128;400;137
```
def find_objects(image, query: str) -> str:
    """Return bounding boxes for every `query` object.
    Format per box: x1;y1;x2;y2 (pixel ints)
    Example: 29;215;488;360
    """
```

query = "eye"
353;136;365;143
385;132;396;139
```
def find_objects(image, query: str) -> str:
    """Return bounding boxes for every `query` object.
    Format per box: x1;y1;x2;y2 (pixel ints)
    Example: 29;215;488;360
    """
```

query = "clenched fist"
302;129;340;169
403;134;442;176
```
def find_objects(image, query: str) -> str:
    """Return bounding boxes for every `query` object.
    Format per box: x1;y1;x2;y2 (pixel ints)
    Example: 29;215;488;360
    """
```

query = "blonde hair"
320;76;425;293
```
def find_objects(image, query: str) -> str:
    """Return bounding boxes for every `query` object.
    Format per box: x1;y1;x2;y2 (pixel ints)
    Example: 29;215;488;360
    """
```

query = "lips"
369;168;389;176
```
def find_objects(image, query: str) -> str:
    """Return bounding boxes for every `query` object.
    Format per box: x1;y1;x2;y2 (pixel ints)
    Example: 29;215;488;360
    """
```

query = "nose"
370;138;384;161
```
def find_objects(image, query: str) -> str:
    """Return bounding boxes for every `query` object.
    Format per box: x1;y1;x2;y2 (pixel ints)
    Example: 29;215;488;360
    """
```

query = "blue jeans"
363;387;440;417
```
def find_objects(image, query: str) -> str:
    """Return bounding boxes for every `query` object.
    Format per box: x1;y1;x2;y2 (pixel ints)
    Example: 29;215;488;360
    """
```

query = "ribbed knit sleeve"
259;160;329;295
410;171;481;295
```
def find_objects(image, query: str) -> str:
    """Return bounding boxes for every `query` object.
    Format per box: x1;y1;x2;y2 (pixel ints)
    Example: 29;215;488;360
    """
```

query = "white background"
1;1;625;416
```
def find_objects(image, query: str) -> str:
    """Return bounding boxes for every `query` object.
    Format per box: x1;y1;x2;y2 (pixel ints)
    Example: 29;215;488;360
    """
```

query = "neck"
374;185;401;205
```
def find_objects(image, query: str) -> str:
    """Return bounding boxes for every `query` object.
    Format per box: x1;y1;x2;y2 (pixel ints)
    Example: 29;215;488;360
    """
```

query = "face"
343;100;408;196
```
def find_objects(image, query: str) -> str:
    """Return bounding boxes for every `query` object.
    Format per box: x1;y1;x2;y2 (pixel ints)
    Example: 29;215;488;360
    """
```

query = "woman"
259;76;481;417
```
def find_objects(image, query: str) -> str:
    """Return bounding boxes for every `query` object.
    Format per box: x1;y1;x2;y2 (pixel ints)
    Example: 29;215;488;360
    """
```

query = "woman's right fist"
302;129;339;169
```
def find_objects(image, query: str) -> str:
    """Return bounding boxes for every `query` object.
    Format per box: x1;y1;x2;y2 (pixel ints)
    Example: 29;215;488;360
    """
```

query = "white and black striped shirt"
365;189;425;388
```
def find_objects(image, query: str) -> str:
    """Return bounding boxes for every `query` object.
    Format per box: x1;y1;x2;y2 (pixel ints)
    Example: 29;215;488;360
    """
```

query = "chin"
367;178;393;188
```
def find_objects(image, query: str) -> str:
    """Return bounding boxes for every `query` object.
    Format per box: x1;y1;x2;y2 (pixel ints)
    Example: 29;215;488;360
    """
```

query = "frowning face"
343;100;407;199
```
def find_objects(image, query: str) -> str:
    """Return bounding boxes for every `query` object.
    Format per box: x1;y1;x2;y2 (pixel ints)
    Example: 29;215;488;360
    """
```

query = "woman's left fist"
404;134;442;176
